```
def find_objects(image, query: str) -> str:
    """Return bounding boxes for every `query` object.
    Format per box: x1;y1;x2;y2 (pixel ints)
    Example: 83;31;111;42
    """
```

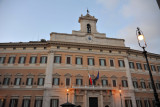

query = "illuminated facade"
0;12;160;107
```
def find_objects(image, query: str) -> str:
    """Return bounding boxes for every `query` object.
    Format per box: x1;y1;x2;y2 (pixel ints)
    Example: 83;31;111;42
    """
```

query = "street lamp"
119;88;123;107
136;27;160;107
67;89;69;103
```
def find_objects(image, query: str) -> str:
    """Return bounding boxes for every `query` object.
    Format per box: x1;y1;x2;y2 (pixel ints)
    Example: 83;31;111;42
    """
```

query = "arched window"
87;24;91;33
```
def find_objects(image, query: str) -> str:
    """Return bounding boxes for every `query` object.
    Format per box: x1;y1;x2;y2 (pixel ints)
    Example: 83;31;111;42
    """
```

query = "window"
136;100;142;107
125;99;132;107
76;79;83;85
156;83;160;90
78;48;80;50
26;78;33;85
14;78;21;85
144;100;151;107
136;63;142;70
112;80;116;87
22;99;30;107
8;56;15;64
144;64;148;70
3;77;10;85
34;99;43;107
57;46;60;49
66;57;71;64
13;47;16;50
40;56;47;64
157;66;160;72
151;65;156;72
87;24;91;33
133;81;138;88
118;60;125;67
129;62;135;69
89;49;92;51
88;58;94;66
76;57;82;65
9;99;18;107
23;47;26;50
18;56;26;64
50;99;59;107
141;82;146;89
66;78;70;86
102;80;108;86
122;80;128;87
110;59;114;67
37;78;44;86
44;47;46;50
34;47;36;50
99;59;106;66
54;56;61;64
29;56;37;64
148;82;152;89
0;57;5;64
152;100;155;107
52;78;60;85
0;99;5;107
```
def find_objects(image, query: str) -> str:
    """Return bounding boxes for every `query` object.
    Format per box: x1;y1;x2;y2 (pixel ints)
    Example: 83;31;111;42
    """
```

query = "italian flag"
88;72;92;85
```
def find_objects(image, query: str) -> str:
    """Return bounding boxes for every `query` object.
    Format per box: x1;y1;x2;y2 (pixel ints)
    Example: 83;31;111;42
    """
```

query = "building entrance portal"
89;97;98;107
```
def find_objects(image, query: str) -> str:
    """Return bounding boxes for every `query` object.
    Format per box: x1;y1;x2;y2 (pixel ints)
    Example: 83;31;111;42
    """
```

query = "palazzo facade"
0;12;160;107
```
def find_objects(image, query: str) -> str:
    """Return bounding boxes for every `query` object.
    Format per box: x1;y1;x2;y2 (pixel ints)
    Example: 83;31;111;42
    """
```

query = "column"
43;50;54;107
100;91;103;107
124;57;136;107
84;90;87;107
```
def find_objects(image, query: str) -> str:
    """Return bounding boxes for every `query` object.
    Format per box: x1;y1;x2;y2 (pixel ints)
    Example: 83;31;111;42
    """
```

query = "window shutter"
123;61;125;67
54;56;56;63
9;99;12;107
76;79;78;85
52;78;54;85
24;57;26;64
26;78;28;85
45;57;47;63
50;99;52;107
28;99;31;107
15;99;18;107
40;57;42;63
106;80;108;86
31;78;33;85
14;78;17;85
130;100;133;107
19;78;21;85
104;59;106;66
18;57;21;63
35;57;37;63
8;78;10;85
3;57;6;63
88;58;89;65
101;80;103;86
34;100;37;107
37;78;40;85
99;59;101;66
75;58;77;64
122;80;124;87
81;58;83;65
29;57;32;63
126;80;128;87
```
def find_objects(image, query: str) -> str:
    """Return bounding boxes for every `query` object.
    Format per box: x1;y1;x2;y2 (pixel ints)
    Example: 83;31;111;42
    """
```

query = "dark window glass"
40;56;47;64
50;99;59;107
88;58;94;66
8;56;16;64
54;56;61;64
14;78;21;85
129;62;135;69
34;99;43;107
22;99;30;107
141;82;146;89
102;80;108;86
18;56;26;64
37;78;44;86
157;66;160;72
133;81;138;88
136;100;142;107
0;57;6;64
9;99;18;107
52;78;60;85
112;80;116;87
29;56;37;64
66;78;70;86
76;79;83;85
144;64;148;70
3;78;10;85
122;80;128;87
151;65;156;72
136;63;142;70
66;57;71;64
99;59;106;66
125;100;132;107
118;60;125;67
76;57;82;65
26;78;33;85
110;59;114;67
87;24;91;33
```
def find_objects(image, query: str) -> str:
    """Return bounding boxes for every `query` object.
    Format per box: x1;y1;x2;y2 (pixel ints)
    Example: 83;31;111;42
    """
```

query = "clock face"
86;35;93;42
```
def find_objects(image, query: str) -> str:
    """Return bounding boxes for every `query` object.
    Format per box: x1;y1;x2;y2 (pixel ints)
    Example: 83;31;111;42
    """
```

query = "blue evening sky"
0;0;160;54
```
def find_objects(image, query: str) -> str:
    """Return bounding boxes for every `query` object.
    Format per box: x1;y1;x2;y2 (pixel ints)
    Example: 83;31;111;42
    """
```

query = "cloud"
96;0;160;54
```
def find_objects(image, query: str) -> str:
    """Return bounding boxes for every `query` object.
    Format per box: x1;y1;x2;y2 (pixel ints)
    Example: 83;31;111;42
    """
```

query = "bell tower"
78;10;98;34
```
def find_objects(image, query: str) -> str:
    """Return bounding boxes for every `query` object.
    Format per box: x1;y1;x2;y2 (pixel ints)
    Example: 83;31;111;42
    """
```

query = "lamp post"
67;89;69;103
119;89;123;107
136;27;160;107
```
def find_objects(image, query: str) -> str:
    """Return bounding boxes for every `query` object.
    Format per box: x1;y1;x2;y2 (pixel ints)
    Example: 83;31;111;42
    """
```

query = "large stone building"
0;12;160;107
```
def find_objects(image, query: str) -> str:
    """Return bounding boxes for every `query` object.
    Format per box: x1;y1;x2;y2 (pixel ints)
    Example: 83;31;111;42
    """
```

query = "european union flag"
94;71;99;81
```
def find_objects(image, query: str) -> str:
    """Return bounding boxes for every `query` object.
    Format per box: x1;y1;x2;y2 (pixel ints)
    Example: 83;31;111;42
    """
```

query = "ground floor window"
0;99;6;107
34;99;43;107
22;99;30;107
136;100;142;107
125;99;132;107
50;99;59;107
9;99;18;107
144;100;151;107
